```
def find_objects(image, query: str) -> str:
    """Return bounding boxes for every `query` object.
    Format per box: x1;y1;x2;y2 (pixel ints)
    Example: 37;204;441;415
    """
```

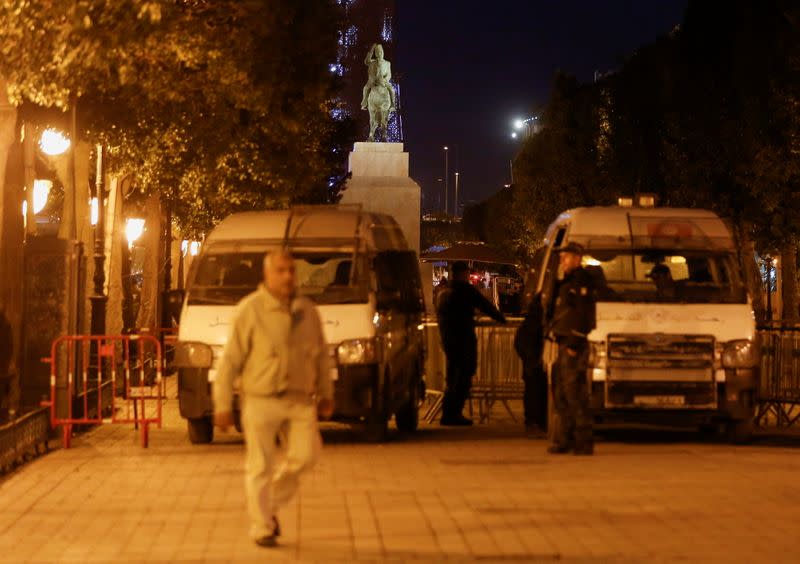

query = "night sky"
395;0;689;214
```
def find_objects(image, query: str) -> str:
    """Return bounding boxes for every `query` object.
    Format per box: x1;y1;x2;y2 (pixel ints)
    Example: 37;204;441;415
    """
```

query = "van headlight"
589;341;607;369
337;339;377;365
174;342;214;368
722;339;756;368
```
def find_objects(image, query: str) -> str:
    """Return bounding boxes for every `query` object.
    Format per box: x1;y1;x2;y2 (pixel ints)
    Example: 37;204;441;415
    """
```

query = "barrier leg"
62;424;72;449
142;422;149;448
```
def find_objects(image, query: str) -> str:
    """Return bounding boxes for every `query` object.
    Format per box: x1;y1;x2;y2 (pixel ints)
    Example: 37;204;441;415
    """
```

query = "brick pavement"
0;378;799;563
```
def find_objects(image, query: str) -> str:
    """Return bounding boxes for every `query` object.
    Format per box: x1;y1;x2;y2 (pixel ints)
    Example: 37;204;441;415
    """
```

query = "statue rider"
361;43;396;112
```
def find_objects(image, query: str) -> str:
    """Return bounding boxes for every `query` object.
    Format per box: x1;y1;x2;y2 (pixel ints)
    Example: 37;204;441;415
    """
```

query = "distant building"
334;0;403;142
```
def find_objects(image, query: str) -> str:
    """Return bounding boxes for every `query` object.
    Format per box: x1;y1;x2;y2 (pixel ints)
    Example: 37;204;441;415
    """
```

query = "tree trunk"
732;219;766;323
0;85;22;420
781;240;798;322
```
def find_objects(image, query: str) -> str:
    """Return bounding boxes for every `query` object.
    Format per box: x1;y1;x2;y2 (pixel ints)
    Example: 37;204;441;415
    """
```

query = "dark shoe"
273;516;281;537
255;534;278;548
440;415;473;426
547;444;570;454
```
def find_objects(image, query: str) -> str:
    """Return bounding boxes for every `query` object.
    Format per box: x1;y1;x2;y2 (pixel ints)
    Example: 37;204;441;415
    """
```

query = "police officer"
437;261;506;425
546;242;596;455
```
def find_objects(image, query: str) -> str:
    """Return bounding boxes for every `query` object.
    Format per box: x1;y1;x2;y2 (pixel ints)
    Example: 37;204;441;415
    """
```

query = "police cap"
559;242;585;256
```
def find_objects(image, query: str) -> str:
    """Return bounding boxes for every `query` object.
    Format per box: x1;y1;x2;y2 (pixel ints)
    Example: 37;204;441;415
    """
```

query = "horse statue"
367;83;394;142
361;43;396;142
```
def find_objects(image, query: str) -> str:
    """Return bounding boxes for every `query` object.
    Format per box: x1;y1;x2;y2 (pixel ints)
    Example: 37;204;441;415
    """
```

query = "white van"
175;206;426;443
530;200;759;441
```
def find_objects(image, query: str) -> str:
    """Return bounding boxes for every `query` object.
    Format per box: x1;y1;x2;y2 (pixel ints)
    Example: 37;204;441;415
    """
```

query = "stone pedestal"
340;142;421;253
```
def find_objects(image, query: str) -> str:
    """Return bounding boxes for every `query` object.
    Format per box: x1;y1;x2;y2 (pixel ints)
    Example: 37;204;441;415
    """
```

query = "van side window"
374;250;425;313
540;226;567;319
553;227;567;248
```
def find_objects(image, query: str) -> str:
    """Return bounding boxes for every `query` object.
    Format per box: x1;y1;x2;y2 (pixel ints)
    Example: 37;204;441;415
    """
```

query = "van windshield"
581;250;747;304
188;251;370;305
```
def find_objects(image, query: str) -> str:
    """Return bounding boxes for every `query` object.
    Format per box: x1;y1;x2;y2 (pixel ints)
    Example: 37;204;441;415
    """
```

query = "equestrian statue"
361;43;396;142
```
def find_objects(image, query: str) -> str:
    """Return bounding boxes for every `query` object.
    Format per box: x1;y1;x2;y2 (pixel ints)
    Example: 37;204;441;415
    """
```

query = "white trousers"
242;395;321;539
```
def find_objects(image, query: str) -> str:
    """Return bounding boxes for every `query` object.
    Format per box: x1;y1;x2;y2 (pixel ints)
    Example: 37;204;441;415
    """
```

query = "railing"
423;317;524;423
0;407;50;474
756;324;800;428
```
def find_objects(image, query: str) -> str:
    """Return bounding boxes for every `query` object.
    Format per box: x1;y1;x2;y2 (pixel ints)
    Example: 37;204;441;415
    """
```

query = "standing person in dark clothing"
514;291;547;438
546;242;596;455
437;261;507;426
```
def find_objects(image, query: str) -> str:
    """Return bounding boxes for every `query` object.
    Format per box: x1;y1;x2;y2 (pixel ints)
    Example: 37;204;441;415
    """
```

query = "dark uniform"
514;292;547;433
547;261;596;454
437;279;506;423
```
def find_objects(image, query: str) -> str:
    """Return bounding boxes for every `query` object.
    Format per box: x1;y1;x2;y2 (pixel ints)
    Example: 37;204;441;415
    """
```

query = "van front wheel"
188;417;214;444
395;378;421;433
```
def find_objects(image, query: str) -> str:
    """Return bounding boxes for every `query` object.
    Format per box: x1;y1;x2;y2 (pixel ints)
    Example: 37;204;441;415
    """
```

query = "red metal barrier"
41;335;164;448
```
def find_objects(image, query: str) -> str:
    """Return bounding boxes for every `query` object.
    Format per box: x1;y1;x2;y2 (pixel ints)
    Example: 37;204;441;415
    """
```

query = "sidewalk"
0;378;799;562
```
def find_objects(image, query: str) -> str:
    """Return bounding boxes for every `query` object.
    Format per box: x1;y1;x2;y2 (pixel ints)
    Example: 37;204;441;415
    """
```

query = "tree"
0;0;350;235
509;0;800;321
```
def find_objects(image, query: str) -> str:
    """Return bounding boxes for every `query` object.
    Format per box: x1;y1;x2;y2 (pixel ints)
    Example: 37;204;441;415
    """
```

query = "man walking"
436;261;506;426
546;242;596;455
214;250;334;547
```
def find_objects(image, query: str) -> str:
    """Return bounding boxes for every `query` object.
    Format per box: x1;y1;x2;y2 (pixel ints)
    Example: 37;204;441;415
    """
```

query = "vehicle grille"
605;333;716;408
608;334;714;362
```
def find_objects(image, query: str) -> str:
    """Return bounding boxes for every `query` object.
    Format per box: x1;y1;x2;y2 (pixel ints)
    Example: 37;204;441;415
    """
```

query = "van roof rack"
282;203;365;247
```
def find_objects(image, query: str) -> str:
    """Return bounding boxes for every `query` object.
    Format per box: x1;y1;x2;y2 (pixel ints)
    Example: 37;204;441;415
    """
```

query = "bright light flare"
182;240;202;256
126;218;145;247
89;197;99;226
511;132;518;139
39;128;70;156
584;257;602;267
32;179;51;214
514;119;524;130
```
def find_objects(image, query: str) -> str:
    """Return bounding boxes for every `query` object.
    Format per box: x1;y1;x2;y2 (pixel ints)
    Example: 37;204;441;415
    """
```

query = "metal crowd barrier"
423;317;524;423
756;325;800;428
471;319;524;423
41;334;164;448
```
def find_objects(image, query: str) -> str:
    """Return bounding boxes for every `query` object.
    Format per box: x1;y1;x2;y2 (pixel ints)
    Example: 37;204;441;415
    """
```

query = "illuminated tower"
333;0;403;142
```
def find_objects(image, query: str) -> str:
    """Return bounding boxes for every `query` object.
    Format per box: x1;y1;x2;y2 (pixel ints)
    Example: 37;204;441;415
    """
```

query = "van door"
540;225;568;313
374;250;425;412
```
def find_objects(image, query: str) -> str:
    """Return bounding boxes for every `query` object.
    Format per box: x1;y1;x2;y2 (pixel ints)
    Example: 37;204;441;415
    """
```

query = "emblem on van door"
210;317;229;327
325;320;340;327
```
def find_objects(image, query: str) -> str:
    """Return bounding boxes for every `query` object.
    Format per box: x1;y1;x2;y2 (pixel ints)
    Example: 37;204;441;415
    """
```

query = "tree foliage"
504;1;800;262
0;0;350;235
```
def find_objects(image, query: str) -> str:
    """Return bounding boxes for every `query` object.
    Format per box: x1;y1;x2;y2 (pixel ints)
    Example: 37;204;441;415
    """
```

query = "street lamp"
510;116;539;139
126;218;145;249
90;144;108;337
443;145;449;215
39;128;70;156
454;171;460;218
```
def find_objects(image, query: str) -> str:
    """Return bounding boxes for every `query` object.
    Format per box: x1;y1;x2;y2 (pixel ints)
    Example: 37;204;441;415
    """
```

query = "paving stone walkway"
1;379;799;563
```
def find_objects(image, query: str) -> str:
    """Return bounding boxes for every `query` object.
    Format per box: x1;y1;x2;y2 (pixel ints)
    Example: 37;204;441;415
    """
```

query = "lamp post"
90;144;107;337
443;145;449;215
454;171;460;218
